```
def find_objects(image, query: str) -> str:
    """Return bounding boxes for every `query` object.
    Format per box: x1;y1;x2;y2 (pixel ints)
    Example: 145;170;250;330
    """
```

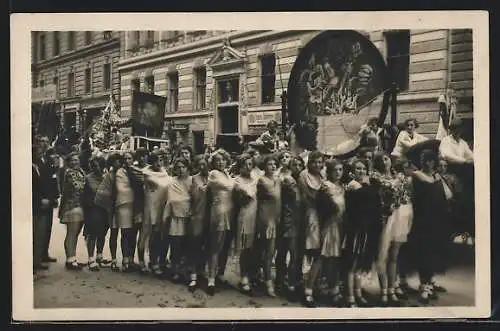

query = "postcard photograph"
10;11;490;321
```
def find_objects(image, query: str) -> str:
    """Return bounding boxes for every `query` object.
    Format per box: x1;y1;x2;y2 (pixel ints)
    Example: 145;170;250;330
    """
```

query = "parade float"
283;30;397;158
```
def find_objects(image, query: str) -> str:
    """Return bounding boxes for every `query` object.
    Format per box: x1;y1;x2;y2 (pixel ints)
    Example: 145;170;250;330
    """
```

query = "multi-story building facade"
117;29;473;154
31;30;121;135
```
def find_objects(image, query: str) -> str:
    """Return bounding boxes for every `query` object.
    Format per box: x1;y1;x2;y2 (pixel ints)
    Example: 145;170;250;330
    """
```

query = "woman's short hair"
210;149;231;168
325;158;343;174
277;150;292;163
65;151;80;164
307;150;324;171
404;118;419;129
192;154;208;167
173;157;191;173
372;151;389;173
134;147;148;161
236;153;254;171
347;156;369;174
262;154;278;168
420;149;438;168
106;152;122;168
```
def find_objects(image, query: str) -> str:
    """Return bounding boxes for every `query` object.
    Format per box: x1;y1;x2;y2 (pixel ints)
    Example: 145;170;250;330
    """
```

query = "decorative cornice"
118;30;303;72
33;39;120;71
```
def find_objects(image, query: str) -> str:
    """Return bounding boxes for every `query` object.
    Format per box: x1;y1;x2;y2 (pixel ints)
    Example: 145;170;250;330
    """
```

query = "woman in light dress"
297;151;325;303
164;158;193;282
206;150;235;295
187;155;210;292
256;155;282;297
372;152;413;306
113;152;140;272
233;153;259;295
140;153;171;275
303;158;346;307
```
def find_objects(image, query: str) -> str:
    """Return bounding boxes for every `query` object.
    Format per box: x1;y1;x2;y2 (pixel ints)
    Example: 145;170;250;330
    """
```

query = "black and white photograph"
11;12;490;320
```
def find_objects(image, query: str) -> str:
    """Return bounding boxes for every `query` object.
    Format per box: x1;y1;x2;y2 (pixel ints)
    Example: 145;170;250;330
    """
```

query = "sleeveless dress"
318;181;345;258
407;171;452;274
233;175;258;251
143;167;171;227
207;169;235;232
298;170;324;250
165;176;193;236
190;173;209;237
114;168;135;229
342;179;383;272
257;175;282;239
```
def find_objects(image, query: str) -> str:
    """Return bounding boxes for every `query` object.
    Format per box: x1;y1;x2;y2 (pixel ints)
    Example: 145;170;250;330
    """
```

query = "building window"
32;72;38;88
67;31;76;51
103;31;112;40
85;31;92;45
39;80;45;87
84;68;92;94
131;78;140;92
53;32;60;56
53;76;59;98
194;67;206;110
260;54;276;104
67;72;75;97
145;31;155;48
385;30;410;92
103;63;111;90
218;78;239;103
145;75;154;93
168;72;179;113
39;33;46;61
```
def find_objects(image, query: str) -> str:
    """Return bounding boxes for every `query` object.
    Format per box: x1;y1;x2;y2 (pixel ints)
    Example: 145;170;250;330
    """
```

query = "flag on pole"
436;89;457;140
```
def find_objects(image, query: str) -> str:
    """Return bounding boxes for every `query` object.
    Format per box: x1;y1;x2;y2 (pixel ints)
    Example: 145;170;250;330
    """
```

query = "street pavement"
34;211;475;308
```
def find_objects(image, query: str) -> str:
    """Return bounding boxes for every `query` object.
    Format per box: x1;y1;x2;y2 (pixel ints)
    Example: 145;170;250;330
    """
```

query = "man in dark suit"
37;140;60;263
32;146;49;272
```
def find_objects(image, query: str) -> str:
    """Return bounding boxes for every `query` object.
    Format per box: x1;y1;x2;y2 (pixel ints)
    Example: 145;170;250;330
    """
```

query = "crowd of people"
31;116;474;308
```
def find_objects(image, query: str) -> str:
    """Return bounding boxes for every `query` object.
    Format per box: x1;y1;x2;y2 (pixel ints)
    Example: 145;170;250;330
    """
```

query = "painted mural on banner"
131;91;167;138
287;30;389;152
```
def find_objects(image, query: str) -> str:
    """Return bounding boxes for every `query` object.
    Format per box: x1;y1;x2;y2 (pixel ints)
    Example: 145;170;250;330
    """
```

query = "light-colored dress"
298;170;324;250
319;181;345;258
207;169;235;232
376;172;414;263
114;168;135;229
143;167;171;227
234;175;258;251
190;173;209;237
164;176;193;236
257;175;281;239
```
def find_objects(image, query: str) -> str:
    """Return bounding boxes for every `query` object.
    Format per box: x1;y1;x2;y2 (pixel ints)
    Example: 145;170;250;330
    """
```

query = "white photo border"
10;11;490;321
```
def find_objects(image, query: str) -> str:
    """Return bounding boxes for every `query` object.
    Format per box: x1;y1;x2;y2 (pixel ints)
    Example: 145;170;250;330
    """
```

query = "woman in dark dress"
82;155;107;271
409;149;452;304
342;158;383;307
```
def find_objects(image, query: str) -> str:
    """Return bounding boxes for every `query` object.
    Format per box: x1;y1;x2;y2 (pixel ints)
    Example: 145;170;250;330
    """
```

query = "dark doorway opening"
193;131;205;155
218;105;239;134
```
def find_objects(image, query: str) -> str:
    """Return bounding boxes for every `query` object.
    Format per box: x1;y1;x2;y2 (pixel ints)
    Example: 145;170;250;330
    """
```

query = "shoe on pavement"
43;256;57;263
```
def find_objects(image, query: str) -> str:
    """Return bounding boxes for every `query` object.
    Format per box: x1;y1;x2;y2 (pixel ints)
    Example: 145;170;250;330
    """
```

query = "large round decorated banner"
287;30;390;155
